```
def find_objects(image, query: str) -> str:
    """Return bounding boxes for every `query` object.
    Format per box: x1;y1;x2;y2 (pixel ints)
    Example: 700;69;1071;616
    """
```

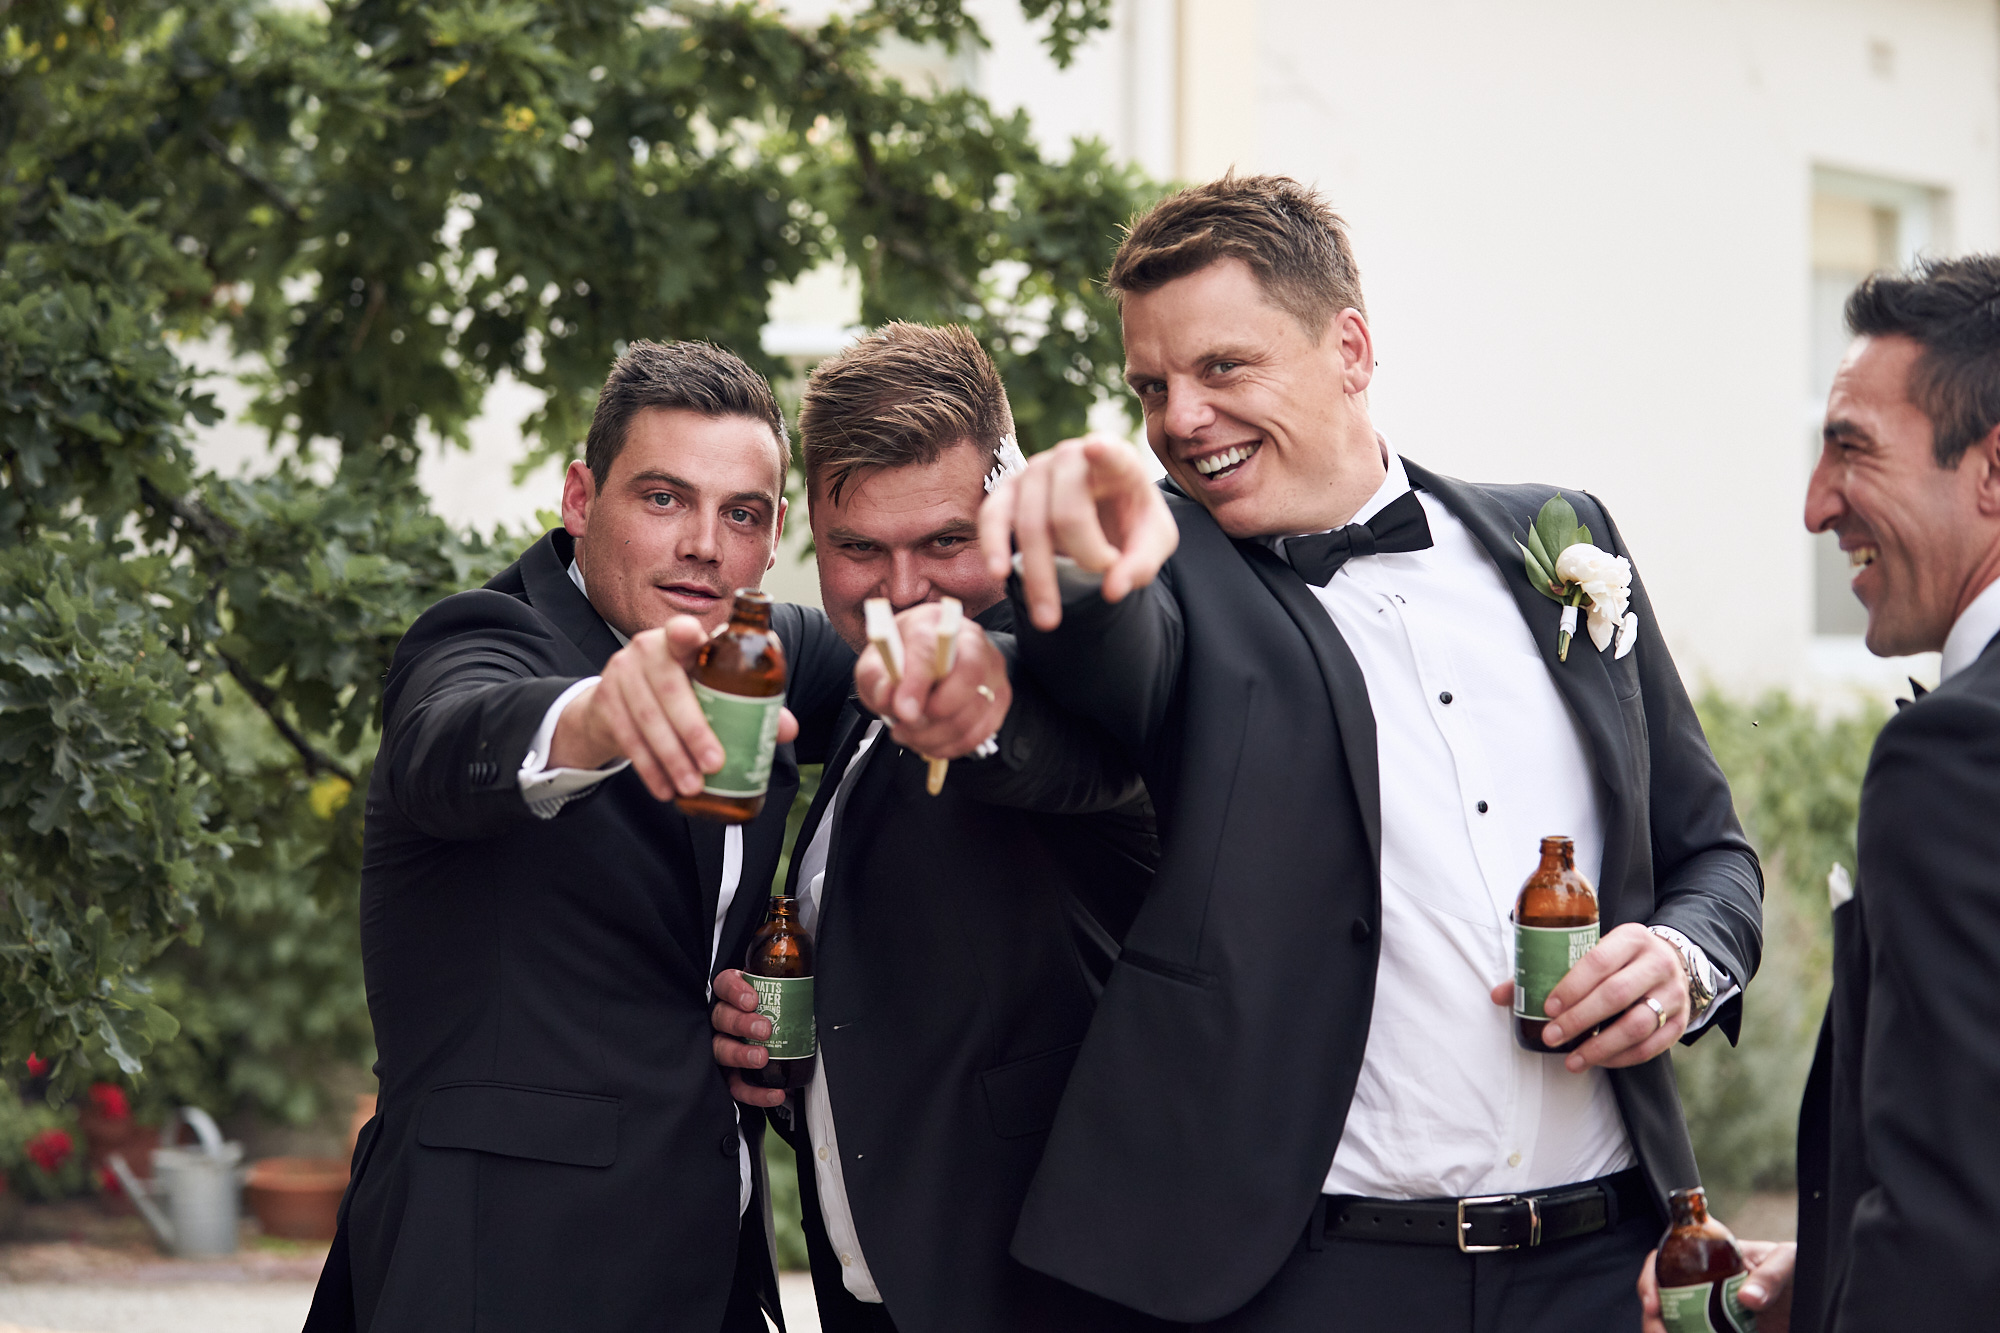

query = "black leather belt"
1323;1167;1650;1252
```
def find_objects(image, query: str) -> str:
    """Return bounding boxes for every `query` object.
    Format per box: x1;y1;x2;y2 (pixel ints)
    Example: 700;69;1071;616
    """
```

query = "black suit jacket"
1794;629;2000;1329
783;604;1167;1333
309;529;853;1333
1005;463;1764;1322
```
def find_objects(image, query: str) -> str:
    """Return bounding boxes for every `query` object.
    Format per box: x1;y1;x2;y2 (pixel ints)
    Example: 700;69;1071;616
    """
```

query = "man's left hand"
854;601;1011;758
1487;923;1689;1070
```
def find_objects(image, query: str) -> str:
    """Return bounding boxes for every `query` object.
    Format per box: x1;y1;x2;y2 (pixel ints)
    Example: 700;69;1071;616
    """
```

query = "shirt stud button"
1477;800;1489;814
840;1253;853;1267
1508;1152;1522;1168
817;1146;828;1161
1439;691;1454;705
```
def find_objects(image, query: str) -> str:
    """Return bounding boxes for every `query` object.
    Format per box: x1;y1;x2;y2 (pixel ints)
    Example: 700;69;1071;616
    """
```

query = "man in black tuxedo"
708;322;1166;1333
1639;258;2000;1330
977;177;1764;1331
306;340;1012;1333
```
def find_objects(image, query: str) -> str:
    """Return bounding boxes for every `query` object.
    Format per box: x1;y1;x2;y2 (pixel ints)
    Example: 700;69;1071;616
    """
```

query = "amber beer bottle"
676;589;786;824
742;894;815;1090
1512;835;1600;1053
1654;1187;1756;1333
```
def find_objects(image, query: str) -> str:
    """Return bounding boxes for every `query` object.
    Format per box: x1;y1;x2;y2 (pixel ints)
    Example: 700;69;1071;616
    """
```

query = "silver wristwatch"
1650;926;1717;1024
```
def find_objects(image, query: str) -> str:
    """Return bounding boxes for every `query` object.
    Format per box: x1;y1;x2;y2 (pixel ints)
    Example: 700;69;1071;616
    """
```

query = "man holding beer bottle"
306;339;1011;1333
709;322;1168;1333
976;176;1765;1331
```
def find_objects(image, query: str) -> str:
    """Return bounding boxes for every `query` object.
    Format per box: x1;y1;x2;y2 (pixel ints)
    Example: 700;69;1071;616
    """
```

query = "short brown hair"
583;340;789;488
1106;174;1365;336
1846;255;2000;467
799;322;1014;503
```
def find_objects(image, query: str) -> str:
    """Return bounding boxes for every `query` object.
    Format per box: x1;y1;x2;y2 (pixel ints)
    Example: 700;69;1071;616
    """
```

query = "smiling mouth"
1189;442;1259;481
1847;546;1878;576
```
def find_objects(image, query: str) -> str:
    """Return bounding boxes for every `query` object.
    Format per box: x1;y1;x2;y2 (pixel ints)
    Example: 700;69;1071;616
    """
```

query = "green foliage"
1;0;1154;1121
1678;691;1886;1193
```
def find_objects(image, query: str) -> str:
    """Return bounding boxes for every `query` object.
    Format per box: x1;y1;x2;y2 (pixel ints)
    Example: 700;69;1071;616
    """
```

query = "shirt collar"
1266;438;1410;555
1941;576;2000;681
567;559;631;648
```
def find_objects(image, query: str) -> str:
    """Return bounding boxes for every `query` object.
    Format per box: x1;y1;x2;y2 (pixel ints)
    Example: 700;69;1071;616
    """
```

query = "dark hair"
582;340;789;488
1107;174;1366;335
1846;255;2000;467
798;322;1014;503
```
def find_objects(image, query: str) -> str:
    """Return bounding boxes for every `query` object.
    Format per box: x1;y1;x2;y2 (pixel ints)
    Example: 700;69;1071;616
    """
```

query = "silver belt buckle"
1456;1193;1542;1253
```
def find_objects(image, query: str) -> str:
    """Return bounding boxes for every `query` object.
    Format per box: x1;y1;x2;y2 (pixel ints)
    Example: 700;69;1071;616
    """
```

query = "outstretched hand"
550;616;799;801
853;601;1012;758
978;435;1179;631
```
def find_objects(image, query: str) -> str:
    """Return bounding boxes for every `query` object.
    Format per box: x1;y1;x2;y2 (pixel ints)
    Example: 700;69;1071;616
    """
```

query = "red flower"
97;1165;123;1196
25;1128;73;1173
86;1084;130;1122
24;1053;47;1077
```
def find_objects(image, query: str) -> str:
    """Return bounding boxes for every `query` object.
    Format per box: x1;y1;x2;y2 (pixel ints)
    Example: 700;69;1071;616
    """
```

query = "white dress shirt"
512;560;752;1213
1285;449;1655;1199
793;721;888;1302
1941;576;2000;682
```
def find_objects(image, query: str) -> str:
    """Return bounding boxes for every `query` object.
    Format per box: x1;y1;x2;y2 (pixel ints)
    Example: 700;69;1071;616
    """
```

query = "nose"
1161;377;1217;445
1804;448;1846;535
883;553;932;611
678;510;722;564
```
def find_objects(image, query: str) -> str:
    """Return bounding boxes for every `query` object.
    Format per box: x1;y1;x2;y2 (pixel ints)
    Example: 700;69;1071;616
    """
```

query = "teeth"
1847;546;1878;569
1193;444;1255;476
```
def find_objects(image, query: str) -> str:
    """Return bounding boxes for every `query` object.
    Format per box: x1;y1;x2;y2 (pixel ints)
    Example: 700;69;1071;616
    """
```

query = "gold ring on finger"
1640;995;1666;1033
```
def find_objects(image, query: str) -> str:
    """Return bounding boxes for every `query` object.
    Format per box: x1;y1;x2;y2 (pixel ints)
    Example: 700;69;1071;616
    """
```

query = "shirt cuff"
1650;925;1739;1033
518;677;630;819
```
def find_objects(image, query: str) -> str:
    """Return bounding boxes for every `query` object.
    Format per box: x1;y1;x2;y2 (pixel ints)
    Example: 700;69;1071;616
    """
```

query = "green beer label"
1513;921;1599;1022
749;974;815;1060
1657;1274;1755;1333
693;683;785;798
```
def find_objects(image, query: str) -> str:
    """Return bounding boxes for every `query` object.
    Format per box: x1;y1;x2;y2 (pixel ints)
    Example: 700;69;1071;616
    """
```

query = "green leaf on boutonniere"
1519;539;1560;600
1533;493;1581;565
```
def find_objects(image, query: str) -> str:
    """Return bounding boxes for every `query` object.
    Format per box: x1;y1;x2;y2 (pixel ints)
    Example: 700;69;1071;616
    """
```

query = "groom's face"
1807;334;1987;657
1122;257;1376;539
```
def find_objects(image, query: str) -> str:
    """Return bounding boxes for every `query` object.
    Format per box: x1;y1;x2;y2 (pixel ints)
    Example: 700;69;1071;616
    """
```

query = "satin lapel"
781;703;874;896
1238;542;1382;872
1403;462;1637;881
518;528;627;670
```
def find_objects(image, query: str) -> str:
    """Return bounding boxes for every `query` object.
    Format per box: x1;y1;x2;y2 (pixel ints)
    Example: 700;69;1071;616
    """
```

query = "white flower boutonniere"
1517;494;1639;663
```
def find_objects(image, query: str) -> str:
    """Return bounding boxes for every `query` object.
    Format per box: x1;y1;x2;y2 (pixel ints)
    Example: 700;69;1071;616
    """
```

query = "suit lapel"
782;703;875;897
1236;541;1382;873
1403;461;1638;886
519;528;627;670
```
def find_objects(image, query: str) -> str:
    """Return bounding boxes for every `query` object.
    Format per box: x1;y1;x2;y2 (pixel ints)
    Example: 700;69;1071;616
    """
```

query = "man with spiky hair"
711;322;1166;1333
980;177;1764;1331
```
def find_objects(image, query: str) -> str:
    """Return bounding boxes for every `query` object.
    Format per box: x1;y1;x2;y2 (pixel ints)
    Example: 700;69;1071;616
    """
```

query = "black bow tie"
1896;677;1931;712
1283;489;1434;586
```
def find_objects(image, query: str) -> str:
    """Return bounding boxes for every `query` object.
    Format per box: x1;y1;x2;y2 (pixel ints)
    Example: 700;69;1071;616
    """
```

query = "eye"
726;507;756;524
645;491;679;509
1209;360;1240;376
1132;380;1165;399
934;534;967;550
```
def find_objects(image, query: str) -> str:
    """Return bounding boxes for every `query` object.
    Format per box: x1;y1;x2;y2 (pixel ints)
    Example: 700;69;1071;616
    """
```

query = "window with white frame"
1808;167;1947;637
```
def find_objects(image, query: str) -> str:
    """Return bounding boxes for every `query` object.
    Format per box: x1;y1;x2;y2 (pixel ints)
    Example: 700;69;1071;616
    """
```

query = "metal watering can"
108;1106;245;1257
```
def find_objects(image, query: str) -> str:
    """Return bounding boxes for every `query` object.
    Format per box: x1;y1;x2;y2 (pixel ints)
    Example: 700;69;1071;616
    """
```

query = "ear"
1334;307;1374;396
769;496;788;571
1972;421;2000;520
561;460;595;538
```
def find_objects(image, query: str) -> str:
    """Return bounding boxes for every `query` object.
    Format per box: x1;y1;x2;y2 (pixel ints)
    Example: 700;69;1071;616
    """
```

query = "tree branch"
198;130;305;223
220;654;358;787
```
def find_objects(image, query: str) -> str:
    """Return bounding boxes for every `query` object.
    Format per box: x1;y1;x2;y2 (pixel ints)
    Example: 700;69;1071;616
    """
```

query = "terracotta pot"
245;1156;349;1240
81;1114;160;1216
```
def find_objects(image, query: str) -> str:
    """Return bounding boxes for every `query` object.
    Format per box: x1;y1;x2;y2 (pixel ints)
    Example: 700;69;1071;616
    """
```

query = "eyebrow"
625;470;776;508
1823;418;1874;444
824;519;977;546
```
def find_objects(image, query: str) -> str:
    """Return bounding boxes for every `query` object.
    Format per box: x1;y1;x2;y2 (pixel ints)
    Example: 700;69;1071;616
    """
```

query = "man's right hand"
712;969;786;1109
549;616;798;802
1638;1238;1796;1332
978;434;1179;632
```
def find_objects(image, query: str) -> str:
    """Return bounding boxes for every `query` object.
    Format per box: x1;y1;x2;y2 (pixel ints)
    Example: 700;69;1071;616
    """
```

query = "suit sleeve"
774;603;858;767
1007;557;1187;760
377;590;592;842
1834;692;2000;1326
948;630;1150;815
1590;498;1764;1045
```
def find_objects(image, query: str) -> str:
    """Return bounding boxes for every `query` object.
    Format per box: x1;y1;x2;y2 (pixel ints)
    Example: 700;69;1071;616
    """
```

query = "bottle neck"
728;592;774;633
1538;836;1576;873
1669;1191;1708;1228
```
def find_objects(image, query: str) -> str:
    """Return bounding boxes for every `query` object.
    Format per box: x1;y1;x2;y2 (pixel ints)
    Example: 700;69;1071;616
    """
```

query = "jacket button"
720;1132;738;1159
1352;918;1372;942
